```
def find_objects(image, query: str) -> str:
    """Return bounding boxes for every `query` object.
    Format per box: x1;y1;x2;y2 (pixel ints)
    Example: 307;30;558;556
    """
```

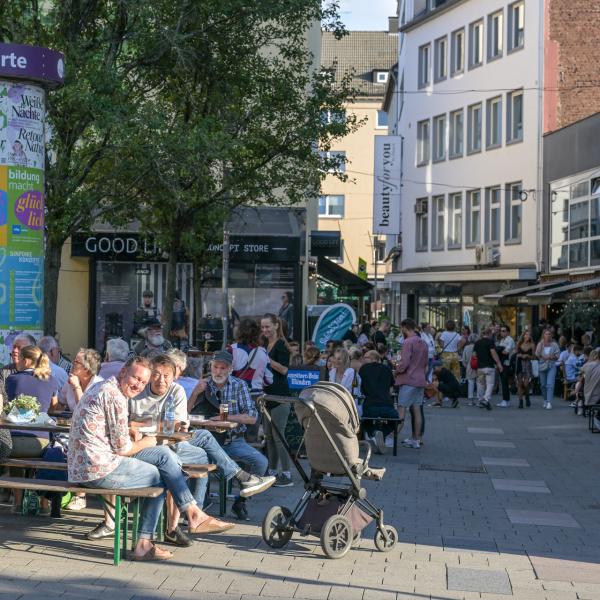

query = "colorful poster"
0;79;45;342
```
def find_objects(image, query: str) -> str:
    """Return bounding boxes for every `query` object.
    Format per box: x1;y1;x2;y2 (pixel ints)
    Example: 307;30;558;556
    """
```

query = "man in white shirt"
496;325;515;407
38;335;68;392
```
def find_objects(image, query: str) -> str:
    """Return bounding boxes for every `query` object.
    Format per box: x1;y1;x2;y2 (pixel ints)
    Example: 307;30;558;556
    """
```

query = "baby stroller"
258;382;397;559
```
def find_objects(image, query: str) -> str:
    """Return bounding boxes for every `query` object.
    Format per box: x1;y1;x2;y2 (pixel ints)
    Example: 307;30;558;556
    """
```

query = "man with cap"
133;317;172;357
133;290;161;337
188;350;268;521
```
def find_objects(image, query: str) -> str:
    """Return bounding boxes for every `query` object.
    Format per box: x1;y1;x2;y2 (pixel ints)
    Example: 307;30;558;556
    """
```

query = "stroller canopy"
295;382;361;476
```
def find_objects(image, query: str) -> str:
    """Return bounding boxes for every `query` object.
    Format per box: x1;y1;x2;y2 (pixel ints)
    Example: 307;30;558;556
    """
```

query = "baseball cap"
212;350;233;365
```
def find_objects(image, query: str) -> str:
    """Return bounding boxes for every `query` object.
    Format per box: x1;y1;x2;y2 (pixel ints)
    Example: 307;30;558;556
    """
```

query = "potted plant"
4;394;41;423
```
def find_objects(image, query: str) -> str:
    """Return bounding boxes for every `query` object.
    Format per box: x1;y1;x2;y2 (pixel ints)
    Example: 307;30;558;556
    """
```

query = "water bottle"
162;394;176;435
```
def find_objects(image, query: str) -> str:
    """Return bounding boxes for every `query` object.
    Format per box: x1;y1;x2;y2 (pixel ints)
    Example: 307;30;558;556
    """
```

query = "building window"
507;90;523;143
448;192;462;248
374;238;386;263
321;109;346;125
467;103;482;154
508;1;525;52
466;189;481;246
433;114;446;162
318;195;345;218
431;195;445;250
488;10;503;60
486;96;502;149
416;198;429;251
450;28;464;76
449;109;464;158
418;43;431;88
376;110;388;129
485;186;501;244
417;119;430;166
468;20;484;69
505;181;523;243
319;151;346;173
434;36;447;82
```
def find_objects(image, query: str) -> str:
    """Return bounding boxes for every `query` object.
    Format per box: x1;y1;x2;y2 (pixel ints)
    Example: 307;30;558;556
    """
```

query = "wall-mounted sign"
71;233;164;261
0;43;65;88
310;230;341;258
206;235;300;263
373;135;401;235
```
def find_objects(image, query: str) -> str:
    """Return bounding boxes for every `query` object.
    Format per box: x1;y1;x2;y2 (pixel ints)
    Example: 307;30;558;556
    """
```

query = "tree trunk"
43;238;63;336
162;225;180;342
193;259;203;347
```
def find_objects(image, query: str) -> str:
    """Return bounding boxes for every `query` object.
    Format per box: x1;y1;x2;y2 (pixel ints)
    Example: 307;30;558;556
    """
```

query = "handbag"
531;359;540;378
538;360;551;373
470;354;478;370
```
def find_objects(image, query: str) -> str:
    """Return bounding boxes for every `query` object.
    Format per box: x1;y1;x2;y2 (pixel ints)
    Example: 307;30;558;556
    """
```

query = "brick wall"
545;0;600;132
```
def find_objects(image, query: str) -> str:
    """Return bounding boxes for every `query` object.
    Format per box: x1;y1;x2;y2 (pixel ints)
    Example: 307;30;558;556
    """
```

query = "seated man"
68;356;228;561
132;353;274;544
564;344;583;385
188;351;269;521
358;350;397;454
432;360;462;408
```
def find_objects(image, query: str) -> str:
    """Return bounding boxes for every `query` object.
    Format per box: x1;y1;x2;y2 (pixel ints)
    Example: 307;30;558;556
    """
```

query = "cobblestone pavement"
2;395;600;599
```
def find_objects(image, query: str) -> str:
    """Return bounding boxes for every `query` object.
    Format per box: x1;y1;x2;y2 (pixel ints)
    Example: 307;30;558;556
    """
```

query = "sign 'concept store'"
0;42;64;363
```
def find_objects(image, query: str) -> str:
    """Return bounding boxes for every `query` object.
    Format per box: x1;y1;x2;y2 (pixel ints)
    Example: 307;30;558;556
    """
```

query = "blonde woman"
328;347;359;393
535;329;560;410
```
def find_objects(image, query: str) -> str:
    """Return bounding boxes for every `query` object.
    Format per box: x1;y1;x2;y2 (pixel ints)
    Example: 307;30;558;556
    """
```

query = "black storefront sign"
72;232;300;264
310;230;341;258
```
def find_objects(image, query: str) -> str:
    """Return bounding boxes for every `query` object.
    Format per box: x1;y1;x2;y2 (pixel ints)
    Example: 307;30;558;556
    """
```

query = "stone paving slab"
447;566;513;594
530;556;600;584
474;440;517;448
491;479;550;493
467;427;505;434
505;509;581;528
483;458;531;467
442;537;499;553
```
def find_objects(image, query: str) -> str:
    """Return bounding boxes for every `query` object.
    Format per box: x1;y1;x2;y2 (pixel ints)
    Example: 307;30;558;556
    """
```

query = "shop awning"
524;277;600;303
317;257;372;294
482;280;568;303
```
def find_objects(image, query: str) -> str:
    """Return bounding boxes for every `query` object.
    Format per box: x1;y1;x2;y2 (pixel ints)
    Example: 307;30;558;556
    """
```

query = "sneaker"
239;475;276;498
403;439;420;449
542;402;548;409
373;430;386;455
545;403;552;410
231;498;250;521
86;522;115;540
164;525;193;547
569;401;577;408
496;400;509;408
484;400;492;411
273;474;294;488
385;437;395;448
65;496;86;511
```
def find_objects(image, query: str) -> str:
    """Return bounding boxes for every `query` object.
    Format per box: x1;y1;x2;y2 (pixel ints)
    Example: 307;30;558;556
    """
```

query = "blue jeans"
539;365;557;404
362;404;399;437
82;446;195;539
223;437;268;477
174;430;240;505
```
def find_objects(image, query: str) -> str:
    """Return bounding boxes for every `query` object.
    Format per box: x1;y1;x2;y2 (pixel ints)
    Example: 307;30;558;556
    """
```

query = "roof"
321;31;398;99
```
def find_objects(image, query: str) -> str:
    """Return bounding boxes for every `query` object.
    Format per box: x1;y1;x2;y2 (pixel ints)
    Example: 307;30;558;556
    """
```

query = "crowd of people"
0;311;599;560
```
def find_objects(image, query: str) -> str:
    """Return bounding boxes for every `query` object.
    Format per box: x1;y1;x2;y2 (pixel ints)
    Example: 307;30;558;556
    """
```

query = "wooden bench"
0;460;217;565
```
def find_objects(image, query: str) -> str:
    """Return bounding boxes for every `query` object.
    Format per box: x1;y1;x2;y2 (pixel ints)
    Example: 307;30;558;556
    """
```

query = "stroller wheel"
320;515;353;559
262;506;293;549
374;525;398;552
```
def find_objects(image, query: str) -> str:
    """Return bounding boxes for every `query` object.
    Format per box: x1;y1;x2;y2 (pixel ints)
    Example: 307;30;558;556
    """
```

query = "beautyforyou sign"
0;79;45;349
311;303;356;350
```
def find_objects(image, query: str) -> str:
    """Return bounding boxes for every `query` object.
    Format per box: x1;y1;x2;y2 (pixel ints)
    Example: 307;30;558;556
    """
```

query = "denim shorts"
398;385;424;408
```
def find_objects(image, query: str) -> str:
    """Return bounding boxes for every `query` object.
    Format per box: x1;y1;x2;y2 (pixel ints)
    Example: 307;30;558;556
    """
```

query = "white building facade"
383;0;543;334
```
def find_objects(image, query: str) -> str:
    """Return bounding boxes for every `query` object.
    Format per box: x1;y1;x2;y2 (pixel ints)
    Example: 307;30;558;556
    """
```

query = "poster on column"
0;79;44;364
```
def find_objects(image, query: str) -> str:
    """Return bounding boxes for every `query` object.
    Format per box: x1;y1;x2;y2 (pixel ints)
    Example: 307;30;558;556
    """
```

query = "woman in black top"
515;331;535;408
261;313;292;487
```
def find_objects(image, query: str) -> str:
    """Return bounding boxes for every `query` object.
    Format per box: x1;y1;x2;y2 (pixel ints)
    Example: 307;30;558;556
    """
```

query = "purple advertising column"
0;43;64;361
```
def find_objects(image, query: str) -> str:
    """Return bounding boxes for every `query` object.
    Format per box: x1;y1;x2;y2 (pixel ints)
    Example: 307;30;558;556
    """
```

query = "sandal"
131;544;173;561
189;516;235;534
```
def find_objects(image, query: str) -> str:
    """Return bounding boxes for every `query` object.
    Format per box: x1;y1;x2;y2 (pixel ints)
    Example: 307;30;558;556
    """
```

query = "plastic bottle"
162;394;176;435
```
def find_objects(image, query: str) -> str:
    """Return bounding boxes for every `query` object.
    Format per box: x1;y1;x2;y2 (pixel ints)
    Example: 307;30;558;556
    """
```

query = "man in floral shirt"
68;356;233;561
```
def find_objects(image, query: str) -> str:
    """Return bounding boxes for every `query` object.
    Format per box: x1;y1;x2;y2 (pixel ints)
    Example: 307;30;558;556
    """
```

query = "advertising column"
0;43;64;361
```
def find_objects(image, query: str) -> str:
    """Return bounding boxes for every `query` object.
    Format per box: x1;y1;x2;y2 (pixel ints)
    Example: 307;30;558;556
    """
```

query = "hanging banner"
373;135;401;235
357;257;367;280
311;302;356;350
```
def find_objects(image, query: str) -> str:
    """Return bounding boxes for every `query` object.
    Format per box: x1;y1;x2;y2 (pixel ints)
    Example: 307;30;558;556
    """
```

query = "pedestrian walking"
461;333;479;405
535;329;560;410
496;325;515;407
473;327;503;410
394;318;428;449
436;320;461;380
515;331;535;408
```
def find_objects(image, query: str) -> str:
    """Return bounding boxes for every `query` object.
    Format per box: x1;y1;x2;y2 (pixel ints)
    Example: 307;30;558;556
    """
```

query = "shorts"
398;385;424;408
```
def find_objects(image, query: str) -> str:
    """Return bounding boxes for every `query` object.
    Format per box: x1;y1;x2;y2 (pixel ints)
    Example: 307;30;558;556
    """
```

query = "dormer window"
374;70;389;84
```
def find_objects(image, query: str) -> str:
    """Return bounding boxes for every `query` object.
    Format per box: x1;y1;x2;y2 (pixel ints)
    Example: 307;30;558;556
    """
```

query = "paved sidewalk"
2;394;600;599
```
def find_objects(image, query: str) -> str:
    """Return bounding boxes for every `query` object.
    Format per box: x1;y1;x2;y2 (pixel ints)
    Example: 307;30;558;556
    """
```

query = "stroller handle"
258;394;298;405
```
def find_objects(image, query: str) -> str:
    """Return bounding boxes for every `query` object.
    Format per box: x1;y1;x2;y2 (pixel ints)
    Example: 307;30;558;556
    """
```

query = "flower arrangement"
4;394;40;419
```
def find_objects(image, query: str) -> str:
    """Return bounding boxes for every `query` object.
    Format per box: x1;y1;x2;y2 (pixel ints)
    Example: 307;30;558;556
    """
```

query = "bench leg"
131;499;140;550
122;499;129;560
113;495;122;566
219;474;227;517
